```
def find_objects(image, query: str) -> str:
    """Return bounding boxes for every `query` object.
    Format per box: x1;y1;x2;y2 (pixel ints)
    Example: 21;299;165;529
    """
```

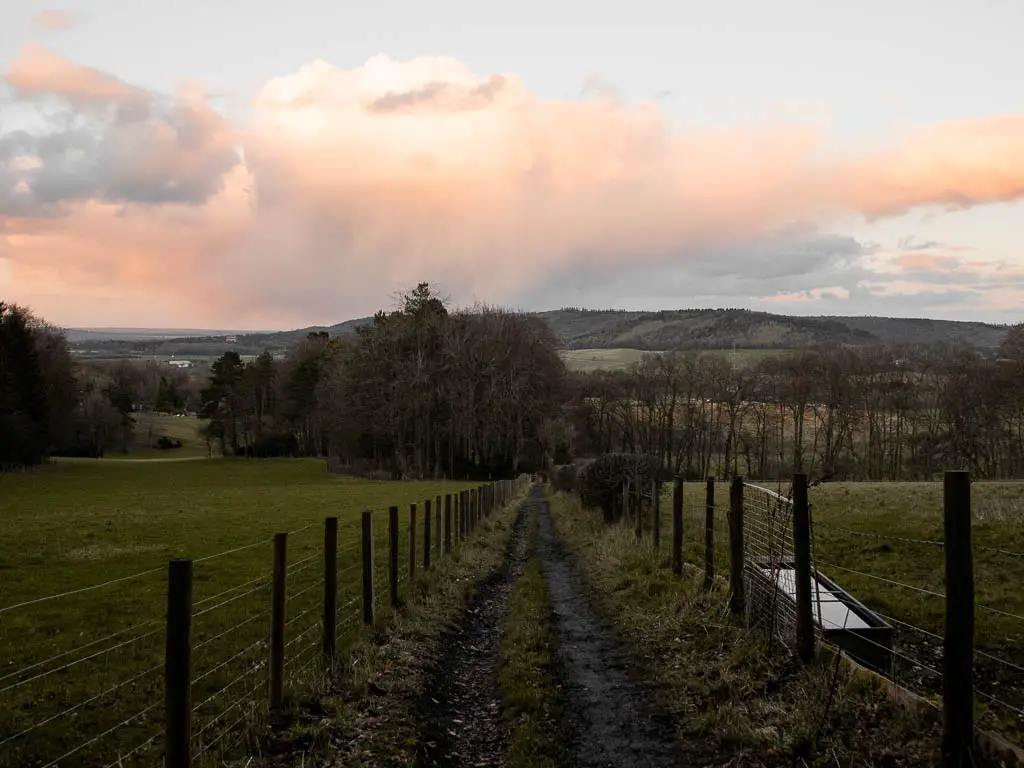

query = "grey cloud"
367;75;507;113
0;95;238;212
509;231;994;320
897;235;944;251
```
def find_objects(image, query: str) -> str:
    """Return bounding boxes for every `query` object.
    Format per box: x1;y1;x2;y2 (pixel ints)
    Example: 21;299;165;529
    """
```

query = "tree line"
566;330;1024;481
199;284;568;478
5;286;1022;481
1;301;210;465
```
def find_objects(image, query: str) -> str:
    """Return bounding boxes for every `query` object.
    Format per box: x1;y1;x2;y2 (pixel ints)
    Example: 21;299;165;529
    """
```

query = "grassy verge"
553;490;947;767
497;509;569;768
253;495;525;767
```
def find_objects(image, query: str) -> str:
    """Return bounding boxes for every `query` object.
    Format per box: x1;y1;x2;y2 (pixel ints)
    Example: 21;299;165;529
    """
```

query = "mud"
415;499;532;768
417;488;684;767
536;497;685;767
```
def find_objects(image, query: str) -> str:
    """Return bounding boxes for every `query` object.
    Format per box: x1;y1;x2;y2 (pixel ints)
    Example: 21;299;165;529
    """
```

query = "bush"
551;463;581;493
579;453;672;523
239;432;298;458
155;436;182;450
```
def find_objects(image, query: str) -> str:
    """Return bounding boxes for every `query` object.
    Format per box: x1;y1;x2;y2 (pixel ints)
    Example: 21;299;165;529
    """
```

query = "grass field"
668;478;1024;742
126;412;213;458
559;347;792;372
0;459;482;768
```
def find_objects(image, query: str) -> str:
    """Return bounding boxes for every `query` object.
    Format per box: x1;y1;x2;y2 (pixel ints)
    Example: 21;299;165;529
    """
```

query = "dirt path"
537;497;685;768
417;488;684;767
416;500;533;768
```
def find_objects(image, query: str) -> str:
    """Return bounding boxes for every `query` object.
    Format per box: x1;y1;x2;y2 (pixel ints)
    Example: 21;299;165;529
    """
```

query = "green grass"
125;412;214;458
0;459;483;768
498;508;569;768
552;490;947;766
558;347;794;372
658;478;1024;745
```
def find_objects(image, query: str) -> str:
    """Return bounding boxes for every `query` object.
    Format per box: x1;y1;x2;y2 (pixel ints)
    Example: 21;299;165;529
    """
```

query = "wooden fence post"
424;499;432;572
456;491;462;544
444;494;452;553
652;480;662;547
270;532;287;710
704;478;715;591
728;477;745;615
634;482;642;539
792;474;815;663
409;503;417;582
671;478;683;575
165;559;193;768
435;495;442;557
361;511;374;624
943;470;974;766
389;506;400;608
323;517;338;664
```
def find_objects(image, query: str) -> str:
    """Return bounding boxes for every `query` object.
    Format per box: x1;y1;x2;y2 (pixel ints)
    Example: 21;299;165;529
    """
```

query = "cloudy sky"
1;0;1023;330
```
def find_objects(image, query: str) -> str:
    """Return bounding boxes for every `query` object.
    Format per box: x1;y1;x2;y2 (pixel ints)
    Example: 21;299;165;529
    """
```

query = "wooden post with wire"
409;503;417;582
704;478;715;591
389;505;400;608
323;517;338;663
444;493;452;554
634;481;642;540
424;499;432;572
943;469;974;766
435;495;442;557
792;473;815;663
361;511;374;624
270;532;287;710
728;477;745;615
652;480;662;547
165;558;193;768
671;478;683;575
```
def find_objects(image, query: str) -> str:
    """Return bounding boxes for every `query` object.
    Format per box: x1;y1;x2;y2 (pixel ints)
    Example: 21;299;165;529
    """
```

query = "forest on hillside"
3;288;1024;480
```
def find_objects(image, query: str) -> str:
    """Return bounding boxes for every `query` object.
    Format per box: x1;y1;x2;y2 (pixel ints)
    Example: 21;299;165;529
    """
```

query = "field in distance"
559;347;792;371
0;459;479;767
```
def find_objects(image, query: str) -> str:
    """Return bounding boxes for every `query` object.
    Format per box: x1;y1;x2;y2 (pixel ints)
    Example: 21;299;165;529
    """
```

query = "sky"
1;0;1023;330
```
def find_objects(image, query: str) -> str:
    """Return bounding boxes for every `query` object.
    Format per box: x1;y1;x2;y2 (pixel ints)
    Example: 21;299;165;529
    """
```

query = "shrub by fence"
614;470;1024;767
0;476;530;768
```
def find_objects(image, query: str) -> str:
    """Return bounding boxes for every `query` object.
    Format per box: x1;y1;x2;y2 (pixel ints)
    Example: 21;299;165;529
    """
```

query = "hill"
68;308;1009;360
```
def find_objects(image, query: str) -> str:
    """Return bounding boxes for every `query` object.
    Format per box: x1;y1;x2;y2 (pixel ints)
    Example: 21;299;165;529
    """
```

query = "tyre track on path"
537;497;685;767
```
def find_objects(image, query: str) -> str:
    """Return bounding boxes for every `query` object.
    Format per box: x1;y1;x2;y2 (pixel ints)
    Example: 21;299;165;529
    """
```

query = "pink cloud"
4;50;1024;326
31;10;75;31
5;44;146;109
896;253;960;272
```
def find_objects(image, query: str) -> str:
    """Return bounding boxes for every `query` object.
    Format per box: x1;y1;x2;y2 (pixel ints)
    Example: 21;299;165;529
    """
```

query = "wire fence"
633;471;1024;753
0;476;530;768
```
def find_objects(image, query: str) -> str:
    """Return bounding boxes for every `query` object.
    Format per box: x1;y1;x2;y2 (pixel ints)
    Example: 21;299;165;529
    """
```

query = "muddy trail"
536;498;684;768
415;499;533;768
417;487;685;767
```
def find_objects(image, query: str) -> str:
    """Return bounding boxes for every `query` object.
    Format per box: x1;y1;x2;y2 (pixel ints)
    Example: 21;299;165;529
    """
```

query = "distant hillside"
66;327;261;343
69;308;1009;359
534;309;1009;351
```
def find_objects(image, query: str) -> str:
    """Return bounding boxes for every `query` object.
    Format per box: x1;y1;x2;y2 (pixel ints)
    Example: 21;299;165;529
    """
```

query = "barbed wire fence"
0;476;530;768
